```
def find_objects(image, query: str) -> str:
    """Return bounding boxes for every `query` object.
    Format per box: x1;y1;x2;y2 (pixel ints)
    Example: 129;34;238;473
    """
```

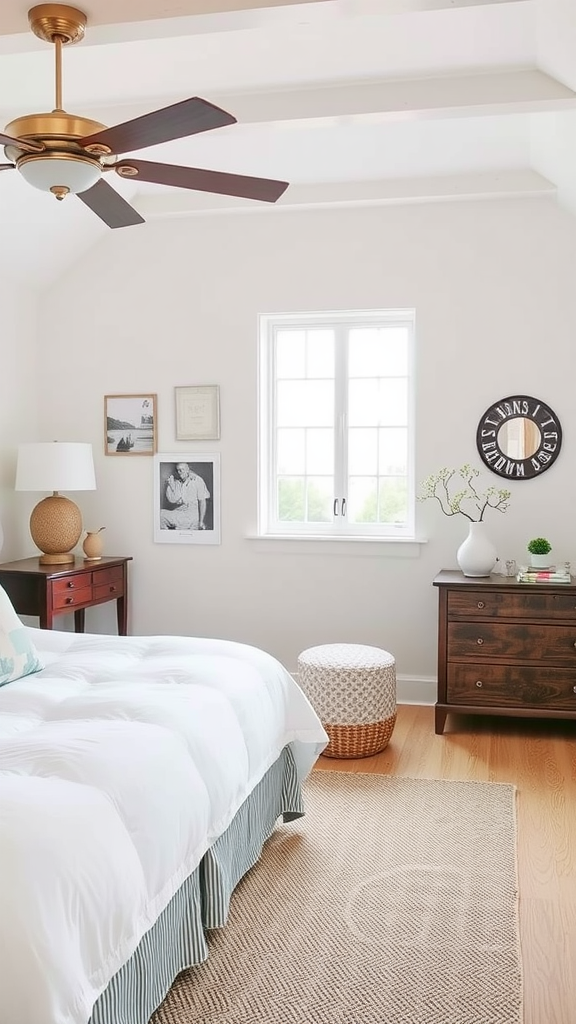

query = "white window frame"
258;308;416;541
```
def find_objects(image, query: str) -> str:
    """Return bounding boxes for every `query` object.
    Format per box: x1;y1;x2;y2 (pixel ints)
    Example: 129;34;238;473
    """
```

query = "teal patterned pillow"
0;584;43;687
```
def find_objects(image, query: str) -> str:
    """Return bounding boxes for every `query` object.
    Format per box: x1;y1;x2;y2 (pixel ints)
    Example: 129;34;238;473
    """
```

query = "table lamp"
15;442;96;564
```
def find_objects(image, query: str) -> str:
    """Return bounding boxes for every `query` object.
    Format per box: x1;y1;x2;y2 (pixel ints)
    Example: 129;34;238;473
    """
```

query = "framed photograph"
154;453;221;545
105;394;157;456
175;385;220;441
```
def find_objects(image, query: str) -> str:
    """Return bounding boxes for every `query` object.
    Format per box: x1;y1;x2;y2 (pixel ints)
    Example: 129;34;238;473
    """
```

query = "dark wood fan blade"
77;179;145;229
114;159;289;203
0;163;15;171
0;133;44;154
80;98;236;156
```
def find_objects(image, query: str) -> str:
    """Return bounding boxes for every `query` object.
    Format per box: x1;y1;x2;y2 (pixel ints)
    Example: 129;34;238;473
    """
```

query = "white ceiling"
1;0;576;287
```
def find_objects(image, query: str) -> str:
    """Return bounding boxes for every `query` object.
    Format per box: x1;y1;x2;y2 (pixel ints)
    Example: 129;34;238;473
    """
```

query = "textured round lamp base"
30;494;82;564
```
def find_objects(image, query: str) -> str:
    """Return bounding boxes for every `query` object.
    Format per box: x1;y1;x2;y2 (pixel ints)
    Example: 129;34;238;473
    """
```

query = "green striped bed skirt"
90;744;303;1024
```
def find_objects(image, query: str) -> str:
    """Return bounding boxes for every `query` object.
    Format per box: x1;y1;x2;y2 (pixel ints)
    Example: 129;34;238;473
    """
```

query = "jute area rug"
154;771;522;1024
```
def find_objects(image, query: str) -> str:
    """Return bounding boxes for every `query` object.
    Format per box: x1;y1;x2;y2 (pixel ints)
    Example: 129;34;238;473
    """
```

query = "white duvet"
0;629;327;1024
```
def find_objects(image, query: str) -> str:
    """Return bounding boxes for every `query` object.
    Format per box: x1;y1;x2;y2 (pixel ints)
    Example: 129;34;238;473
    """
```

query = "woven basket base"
321;713;397;759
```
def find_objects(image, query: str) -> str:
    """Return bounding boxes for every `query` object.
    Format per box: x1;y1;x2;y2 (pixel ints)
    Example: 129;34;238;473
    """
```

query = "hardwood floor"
314;703;576;1024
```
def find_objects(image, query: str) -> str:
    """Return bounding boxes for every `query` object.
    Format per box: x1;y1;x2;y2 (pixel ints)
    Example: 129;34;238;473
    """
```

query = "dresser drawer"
93;579;124;602
51;573;92;597
447;664;576;709
94;565;124;586
52;586;93;611
447;622;576;666
448;589;576;622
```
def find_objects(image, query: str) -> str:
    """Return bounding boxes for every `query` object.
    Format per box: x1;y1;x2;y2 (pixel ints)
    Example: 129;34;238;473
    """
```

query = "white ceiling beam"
210;70;576;128
135;169;555;218
0;0;330;37
50;68;574;139
339;0;528;12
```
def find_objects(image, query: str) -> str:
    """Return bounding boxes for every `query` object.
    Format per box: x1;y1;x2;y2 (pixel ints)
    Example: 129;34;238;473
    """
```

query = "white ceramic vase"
457;521;497;578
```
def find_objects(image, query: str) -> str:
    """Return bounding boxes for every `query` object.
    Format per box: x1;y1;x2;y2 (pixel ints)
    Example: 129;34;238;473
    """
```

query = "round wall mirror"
476;395;562;479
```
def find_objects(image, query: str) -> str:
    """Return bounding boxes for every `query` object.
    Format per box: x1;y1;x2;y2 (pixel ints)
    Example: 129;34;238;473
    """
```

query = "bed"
0;603;327;1024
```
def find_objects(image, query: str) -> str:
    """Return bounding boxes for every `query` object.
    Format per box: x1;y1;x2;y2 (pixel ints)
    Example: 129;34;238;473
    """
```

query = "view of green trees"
278;478;408;524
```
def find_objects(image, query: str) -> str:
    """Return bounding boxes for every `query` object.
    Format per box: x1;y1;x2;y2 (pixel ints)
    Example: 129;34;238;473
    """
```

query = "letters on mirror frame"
476;395;562;480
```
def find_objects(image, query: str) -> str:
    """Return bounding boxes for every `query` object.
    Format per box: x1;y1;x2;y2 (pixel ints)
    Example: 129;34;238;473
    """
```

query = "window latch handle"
342;498;346;517
333;498;338;516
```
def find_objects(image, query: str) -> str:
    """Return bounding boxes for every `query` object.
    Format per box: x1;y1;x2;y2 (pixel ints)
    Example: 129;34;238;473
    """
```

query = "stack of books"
516;566;572;584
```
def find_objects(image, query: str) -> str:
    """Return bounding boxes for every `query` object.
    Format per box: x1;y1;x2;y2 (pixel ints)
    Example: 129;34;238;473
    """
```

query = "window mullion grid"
334;325;348;529
270;327;281;529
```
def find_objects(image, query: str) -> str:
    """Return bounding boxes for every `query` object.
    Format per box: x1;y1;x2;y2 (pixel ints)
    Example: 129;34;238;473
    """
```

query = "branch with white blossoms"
418;464;511;523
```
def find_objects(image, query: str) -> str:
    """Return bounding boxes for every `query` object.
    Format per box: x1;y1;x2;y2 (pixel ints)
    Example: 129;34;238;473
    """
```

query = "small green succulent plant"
527;537;552;555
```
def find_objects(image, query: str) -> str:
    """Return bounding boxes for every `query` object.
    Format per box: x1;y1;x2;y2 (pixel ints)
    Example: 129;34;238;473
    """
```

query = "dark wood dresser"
433;569;576;734
0;556;132;634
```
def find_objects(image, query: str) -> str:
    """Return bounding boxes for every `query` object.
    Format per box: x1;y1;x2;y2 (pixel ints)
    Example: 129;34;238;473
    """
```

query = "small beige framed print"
175;385;220;441
105;394;157;455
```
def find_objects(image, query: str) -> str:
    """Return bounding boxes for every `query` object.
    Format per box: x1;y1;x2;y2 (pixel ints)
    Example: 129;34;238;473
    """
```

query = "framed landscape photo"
154;453;221;545
175;385;220;441
105;394;157;456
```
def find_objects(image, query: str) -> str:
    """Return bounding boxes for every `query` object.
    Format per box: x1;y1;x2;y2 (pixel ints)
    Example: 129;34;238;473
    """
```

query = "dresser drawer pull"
475;680;483;688
109;586;117;593
477;638;484;645
67;581;75;589
477;601;485;609
65;596;75;605
573;686;576;694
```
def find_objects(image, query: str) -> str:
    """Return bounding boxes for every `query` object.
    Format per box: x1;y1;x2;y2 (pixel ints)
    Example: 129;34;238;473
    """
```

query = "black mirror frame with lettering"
476;395;562;480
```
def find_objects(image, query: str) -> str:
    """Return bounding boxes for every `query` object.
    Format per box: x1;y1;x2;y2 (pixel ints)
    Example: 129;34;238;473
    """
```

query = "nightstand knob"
67;581;75;588
109;586;117;593
65;597;74;605
475;680;483;688
477;601;485;609
573;686;576;694
477;638;484;645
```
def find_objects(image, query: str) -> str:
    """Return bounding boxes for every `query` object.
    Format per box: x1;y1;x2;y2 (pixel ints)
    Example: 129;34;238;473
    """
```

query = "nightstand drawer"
94;566;123;586
93;580;124;602
448;589;576;621
447;622;576;665
447;664;576;709
53;586;93;610
52;573;92;596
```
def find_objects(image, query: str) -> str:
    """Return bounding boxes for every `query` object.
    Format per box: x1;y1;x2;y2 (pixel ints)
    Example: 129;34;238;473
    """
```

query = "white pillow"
0;584;43;687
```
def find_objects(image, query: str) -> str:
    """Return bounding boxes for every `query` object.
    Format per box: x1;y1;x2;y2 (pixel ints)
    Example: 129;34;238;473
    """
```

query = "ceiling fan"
0;4;289;228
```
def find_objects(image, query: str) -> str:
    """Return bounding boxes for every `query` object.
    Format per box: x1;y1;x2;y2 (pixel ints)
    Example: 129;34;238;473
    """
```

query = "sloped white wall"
0;283;39;560
27;196;576;686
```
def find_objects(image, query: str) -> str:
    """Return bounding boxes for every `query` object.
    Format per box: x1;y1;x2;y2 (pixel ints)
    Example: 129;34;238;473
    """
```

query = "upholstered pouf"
297;643;396;758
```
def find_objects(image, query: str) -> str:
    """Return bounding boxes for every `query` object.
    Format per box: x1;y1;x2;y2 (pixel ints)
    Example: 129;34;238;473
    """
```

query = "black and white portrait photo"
153;453;221;545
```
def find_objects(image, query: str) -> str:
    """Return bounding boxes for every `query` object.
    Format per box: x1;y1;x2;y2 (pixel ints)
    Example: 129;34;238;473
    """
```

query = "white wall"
26;195;576;687
0;284;39;560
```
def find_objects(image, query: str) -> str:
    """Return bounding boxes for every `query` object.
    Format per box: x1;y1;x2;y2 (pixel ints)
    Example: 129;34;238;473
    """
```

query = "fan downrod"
28;4;86;46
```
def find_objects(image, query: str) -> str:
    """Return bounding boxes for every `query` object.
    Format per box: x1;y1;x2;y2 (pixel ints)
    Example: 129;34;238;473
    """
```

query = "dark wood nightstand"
433;569;576;734
0;556;132;633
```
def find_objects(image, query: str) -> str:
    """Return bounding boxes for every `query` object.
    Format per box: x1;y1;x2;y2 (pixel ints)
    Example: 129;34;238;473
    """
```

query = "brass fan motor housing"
28;4;86;45
3;111;110;162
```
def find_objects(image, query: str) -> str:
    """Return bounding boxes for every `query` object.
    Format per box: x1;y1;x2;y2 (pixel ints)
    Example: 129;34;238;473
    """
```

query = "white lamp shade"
18;156;102;195
16;443;96;493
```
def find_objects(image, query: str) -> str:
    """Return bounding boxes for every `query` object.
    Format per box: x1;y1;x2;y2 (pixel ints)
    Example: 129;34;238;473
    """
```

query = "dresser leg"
435;706;447;734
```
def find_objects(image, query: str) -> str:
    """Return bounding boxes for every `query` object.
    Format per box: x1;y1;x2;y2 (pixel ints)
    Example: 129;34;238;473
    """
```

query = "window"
258;309;415;539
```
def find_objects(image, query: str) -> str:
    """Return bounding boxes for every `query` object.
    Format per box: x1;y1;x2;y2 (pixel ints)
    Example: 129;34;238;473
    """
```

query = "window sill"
245;535;427;557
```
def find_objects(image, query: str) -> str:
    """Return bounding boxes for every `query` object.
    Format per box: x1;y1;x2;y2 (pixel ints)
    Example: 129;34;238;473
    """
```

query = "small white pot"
529;553;550;568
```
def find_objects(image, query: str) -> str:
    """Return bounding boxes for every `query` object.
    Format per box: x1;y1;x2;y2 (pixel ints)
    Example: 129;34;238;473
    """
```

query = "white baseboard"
292;672;436;707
